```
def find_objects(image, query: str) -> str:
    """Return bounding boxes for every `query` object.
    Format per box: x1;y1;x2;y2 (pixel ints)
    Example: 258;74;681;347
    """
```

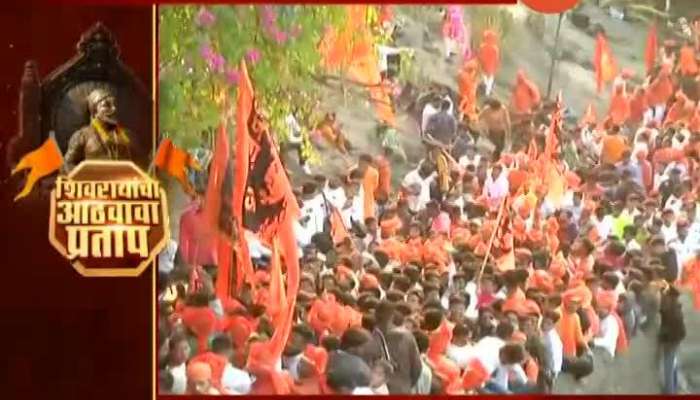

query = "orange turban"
303;345;329;376
530;269;555;294
181;306;218;353
187;361;213;381
360;273;380;290
380;215;402;236
595;290;618;313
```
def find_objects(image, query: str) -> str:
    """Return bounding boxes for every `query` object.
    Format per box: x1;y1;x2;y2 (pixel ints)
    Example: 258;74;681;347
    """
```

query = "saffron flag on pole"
594;32;617;94
645;24;658;74
12;137;63;201
235;59;301;369
154;138;201;195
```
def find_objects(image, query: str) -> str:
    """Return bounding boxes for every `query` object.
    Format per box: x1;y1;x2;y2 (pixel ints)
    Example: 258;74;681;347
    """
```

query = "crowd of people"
157;6;700;396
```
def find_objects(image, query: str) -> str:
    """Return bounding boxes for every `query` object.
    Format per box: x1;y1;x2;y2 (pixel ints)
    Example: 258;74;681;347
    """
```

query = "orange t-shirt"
479;44;500;75
608;92;631;126
680;45;699;76
556;311;586;358
363;166;379;220
375;156;392;201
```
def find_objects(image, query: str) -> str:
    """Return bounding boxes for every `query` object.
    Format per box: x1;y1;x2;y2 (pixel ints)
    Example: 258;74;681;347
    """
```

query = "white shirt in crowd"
421;97;454;133
286;113;303;145
661;223;679;245
342;186;365;228
377;45;403;73
473;336;506;375
592;215;615;240
324;185;347;211
492;363;528;392
221;363;253;395
246;231;272;259
301;194;327;235
543;328;563;377
402;167;435;213
167;363;187;394
158;239;178;275
593;314;620;358
446;343;477;370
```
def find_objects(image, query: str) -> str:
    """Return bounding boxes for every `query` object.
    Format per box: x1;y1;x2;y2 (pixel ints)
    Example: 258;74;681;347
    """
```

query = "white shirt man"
167;363;187;394
342;186;365;228
301;193;327;236
592;214;615;241
543;327;563;377
286;113;302;145
593;313;620;358
473;335;506;376
221;362;253;395
378;45;403;73
324;184;347;211
158;239;178;275
492;362;528;392
446;342;477;370
421;97;454;133
402;167;435;213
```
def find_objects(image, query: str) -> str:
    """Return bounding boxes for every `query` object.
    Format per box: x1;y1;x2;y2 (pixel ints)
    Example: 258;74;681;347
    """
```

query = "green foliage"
159;5;348;155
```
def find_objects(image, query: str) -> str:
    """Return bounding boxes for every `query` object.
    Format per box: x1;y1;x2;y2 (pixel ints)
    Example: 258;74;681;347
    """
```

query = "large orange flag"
267;238;288;328
154;138;201;195
234;59;300;369
594;32;617;94
645;24;658;74
12;137;63;201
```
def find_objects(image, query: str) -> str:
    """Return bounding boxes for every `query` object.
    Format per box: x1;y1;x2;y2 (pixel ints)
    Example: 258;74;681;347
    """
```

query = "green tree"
159;5;347;163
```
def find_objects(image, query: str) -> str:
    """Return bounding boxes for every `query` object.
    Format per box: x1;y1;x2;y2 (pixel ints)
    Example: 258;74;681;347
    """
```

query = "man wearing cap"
63;87;131;172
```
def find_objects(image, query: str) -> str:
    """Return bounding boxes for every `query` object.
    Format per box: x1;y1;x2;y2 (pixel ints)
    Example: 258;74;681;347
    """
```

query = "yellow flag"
11;137;64;201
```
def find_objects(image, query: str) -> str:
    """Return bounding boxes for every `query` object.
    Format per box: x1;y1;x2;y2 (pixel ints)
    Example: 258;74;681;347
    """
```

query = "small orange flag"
154;138;201;195
594;33;617;94
645;24;658;74
329;205;350;245
12;137;63;201
267;239;288;328
579;103;597;127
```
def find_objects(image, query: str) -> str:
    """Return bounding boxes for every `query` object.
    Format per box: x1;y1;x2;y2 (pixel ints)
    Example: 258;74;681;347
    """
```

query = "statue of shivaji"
62;87;131;172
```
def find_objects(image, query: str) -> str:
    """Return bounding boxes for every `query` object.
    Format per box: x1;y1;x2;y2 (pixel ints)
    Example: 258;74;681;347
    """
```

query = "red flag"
594;33;617;94
645;24;658;74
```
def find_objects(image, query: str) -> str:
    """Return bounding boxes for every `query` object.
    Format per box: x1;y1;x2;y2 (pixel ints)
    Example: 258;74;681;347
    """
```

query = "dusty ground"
163;2;700;394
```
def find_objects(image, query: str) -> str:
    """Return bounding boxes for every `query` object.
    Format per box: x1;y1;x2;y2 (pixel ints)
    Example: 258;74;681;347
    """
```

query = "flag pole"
476;196;508;287
546;12;565;100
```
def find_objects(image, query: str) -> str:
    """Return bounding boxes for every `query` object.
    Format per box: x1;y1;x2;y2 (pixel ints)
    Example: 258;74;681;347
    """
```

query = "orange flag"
12;137;63;201
594;33;617;94
579;103;597;127
329;205;350;245
267;239;288;328
154;138;201;195
229;59;256;293
645;24;658;74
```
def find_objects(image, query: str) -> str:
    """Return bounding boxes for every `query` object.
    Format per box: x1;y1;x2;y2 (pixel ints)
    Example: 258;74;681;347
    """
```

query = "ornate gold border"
47;160;170;278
